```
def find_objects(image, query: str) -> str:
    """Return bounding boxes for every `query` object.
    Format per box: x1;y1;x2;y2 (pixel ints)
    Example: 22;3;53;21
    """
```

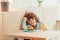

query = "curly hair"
24;12;39;22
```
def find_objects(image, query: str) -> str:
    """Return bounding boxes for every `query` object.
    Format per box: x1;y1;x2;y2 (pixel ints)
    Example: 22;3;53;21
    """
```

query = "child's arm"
22;17;27;30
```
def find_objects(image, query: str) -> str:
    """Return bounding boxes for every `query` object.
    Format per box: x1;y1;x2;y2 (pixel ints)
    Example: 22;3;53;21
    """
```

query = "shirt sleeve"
37;22;41;29
22;18;27;30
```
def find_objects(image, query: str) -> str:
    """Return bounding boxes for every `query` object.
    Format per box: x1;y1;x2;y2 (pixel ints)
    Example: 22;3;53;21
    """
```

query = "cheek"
28;21;32;24
31;20;34;23
33;20;36;22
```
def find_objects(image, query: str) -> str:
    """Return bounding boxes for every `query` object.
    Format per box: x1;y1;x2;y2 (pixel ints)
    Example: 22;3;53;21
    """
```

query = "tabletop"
6;30;60;39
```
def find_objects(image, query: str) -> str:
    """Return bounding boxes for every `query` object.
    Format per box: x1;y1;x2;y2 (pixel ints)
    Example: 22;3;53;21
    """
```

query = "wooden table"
6;30;60;40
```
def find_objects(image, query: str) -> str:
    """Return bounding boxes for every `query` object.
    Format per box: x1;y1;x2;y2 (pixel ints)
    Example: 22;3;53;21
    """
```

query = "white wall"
9;0;38;9
43;6;57;30
9;0;58;9
57;0;60;20
57;6;60;20
56;0;60;20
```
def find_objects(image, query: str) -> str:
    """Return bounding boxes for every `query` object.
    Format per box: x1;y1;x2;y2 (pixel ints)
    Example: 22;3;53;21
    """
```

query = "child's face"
28;18;36;25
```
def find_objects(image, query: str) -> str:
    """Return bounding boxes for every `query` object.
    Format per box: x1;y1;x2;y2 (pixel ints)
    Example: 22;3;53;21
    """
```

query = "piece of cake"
27;25;34;30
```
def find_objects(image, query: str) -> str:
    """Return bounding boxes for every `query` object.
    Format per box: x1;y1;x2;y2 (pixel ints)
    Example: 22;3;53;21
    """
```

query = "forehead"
29;18;34;20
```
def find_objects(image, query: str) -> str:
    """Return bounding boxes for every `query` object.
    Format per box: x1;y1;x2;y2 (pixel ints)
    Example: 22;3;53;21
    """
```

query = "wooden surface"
56;20;60;28
32;38;46;40
54;20;60;31
23;38;46;40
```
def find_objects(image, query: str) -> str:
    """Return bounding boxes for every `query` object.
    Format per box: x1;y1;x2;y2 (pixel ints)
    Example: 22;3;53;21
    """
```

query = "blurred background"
0;0;60;40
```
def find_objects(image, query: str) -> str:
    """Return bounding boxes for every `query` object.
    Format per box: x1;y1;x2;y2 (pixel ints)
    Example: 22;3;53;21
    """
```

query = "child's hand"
23;17;27;23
